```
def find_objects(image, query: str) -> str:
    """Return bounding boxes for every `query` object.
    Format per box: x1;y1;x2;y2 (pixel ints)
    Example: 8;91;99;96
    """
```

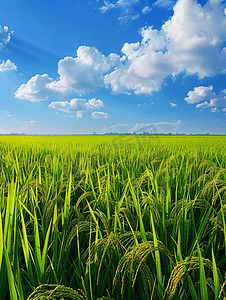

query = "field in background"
1;135;226;299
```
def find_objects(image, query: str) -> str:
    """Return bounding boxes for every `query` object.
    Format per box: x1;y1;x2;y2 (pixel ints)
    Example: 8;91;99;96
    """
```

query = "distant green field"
1;135;226;299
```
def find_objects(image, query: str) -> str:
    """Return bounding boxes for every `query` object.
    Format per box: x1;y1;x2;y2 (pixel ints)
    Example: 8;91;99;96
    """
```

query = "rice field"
1;134;226;300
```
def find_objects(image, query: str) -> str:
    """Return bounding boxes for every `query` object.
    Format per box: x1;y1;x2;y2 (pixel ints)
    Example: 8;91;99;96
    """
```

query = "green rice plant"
4;243;19;300
211;248;221;300
26;284;84;300
0;182;21;299
112;240;174;299
26;284;115;300
165;251;224;300
1;135;226;299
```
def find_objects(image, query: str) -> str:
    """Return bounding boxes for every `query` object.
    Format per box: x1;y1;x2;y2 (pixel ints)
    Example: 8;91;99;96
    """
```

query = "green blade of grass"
150;210;163;299
0;210;3;270
212;248;220;300
4;244;19;300
197;243;208;300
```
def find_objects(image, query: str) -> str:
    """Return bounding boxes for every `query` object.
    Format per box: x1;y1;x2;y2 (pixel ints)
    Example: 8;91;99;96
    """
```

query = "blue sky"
0;0;226;134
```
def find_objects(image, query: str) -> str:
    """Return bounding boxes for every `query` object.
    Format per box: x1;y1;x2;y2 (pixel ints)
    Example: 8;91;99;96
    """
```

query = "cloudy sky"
1;0;226;134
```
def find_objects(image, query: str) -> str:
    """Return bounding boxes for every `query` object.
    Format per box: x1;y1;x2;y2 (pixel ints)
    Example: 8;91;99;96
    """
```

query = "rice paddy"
1;134;226;299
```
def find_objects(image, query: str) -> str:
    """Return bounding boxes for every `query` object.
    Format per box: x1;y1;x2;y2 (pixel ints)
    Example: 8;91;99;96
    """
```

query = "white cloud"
205;97;226;107
76;111;84;118
23;121;36;126
153;0;176;10
131;13;140;21
15;74;55;102
118;13;140;24
99;0;115;13
49;98;107;119
210;107;217;112
128;120;181;133
98;0;140;25
170;102;177;107
86;98;105;109
142;6;152;14
162;0;226;78
15;0;226;100
0;60;17;71
48;46;120;95
99;0;139;14
106;0;226;94
196;101;209;108
92;111;109;118
185;86;226;110
102;123;129;133
15;46;120;101
105;27;169;94
110;23;174;93
127;123;153;133
185;86;215;104
0;25;13;50
49;98;104;114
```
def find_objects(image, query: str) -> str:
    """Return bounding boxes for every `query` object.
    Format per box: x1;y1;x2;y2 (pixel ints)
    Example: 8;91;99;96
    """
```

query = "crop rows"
0;135;226;299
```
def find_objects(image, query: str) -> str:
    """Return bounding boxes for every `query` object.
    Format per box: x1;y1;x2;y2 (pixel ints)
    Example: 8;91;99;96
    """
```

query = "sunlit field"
1;135;226;300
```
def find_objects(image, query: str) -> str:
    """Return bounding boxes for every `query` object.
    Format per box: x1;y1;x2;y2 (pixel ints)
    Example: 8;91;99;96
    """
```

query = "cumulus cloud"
49;98;107;118
92;111;109;118
195;101;209;108
106;0;226;94
86;98;104;109
48;46;120;95
210;107;218;112
76;111;84;118
185;86;216;104
162;0;226;78
170;102;177;107
105;28;169;94
49;98;104;114
0;26;13;50
15;74;55;102
185;85;226;110
205;96;226;108
0;59;17;71
15;0;226;100
15;46;120;101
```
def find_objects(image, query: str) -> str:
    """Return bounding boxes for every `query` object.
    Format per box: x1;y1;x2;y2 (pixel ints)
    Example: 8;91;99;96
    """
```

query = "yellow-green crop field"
1;135;226;299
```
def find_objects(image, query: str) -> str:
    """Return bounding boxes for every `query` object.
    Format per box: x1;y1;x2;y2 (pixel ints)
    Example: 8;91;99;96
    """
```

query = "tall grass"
0;135;226;299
